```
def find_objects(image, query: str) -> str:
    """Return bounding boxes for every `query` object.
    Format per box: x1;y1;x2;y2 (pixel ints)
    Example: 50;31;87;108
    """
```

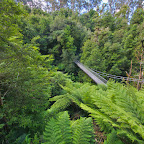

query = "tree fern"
86;81;144;143
43;111;95;144
80;103;114;132
93;82;144;138
49;80;144;143
47;82;95;115
47;82;84;115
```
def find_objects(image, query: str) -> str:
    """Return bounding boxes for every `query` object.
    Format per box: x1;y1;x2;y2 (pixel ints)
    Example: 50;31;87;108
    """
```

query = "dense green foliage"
104;130;124;144
0;0;53;143
0;0;144;143
80;8;144;82
49;81;144;143
18;3;144;81
43;111;95;144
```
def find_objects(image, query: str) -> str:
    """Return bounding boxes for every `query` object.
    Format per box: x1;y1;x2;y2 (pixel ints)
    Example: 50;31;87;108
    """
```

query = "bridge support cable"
91;68;144;83
75;61;107;85
87;67;108;84
75;61;144;83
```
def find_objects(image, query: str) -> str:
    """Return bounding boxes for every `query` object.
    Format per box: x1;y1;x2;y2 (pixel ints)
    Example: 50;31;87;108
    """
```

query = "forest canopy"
0;0;144;143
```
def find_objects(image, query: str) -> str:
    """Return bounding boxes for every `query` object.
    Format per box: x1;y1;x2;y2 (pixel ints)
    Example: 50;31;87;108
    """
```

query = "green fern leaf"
47;97;71;114
71;117;95;144
43;111;95;144
43;117;61;144
57;111;72;144
104;130;124;144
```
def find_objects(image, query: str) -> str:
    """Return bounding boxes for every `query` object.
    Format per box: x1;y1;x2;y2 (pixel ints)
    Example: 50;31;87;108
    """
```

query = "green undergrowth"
48;80;144;143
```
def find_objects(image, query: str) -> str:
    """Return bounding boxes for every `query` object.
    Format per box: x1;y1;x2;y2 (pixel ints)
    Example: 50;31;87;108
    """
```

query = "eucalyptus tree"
107;0;144;17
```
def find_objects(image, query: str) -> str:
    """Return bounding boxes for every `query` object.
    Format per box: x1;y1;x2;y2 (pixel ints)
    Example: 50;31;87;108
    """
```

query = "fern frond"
80;103;115;132
88;81;144;141
49;95;67;101
71;117;95;144
104;130;124;144
43;117;61;144
43;111;95;144
57;111;72;144
43;111;72;144
47;96;71;114
117;129;143;144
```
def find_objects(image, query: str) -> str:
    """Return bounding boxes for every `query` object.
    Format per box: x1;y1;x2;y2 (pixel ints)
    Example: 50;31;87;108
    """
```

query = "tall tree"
107;0;144;17
0;1;54;143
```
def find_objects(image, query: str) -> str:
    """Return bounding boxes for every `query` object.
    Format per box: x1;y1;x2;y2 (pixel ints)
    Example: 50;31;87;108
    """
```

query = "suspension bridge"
75;61;144;85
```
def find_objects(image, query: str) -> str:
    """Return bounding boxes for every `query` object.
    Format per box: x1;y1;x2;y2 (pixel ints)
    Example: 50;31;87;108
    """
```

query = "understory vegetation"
0;0;144;143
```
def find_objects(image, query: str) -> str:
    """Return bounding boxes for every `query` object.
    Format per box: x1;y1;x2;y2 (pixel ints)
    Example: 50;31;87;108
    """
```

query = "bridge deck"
75;61;107;85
